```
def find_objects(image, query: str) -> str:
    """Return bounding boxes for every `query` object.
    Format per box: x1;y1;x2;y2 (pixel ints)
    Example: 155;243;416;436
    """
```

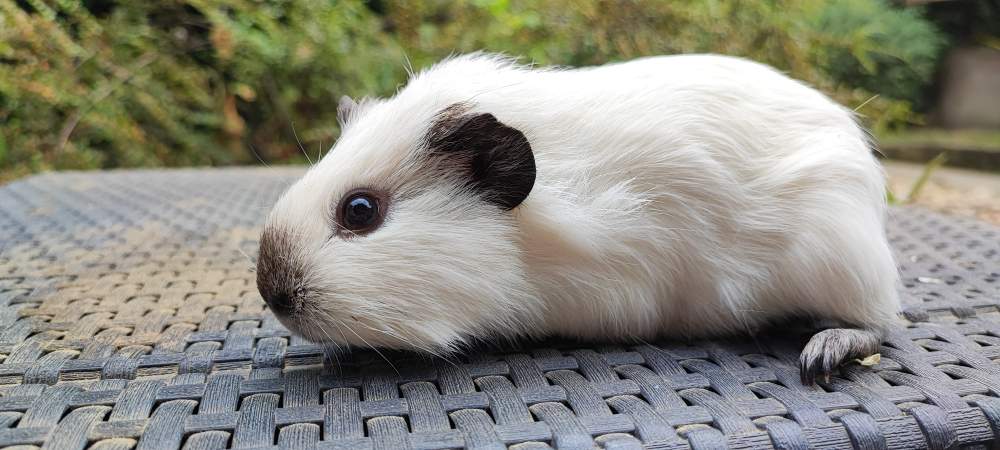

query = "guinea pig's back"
480;55;896;333
477;54;882;208
504;54;867;162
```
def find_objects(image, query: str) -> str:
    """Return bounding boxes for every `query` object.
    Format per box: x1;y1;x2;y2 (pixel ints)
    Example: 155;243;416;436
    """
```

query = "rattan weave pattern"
1;168;999;450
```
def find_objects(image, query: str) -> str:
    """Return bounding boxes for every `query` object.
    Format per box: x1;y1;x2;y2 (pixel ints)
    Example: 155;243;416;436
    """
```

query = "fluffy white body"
262;53;900;369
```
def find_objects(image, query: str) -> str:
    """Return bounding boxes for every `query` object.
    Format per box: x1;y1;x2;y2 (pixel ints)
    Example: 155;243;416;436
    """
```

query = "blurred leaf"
906;151;948;204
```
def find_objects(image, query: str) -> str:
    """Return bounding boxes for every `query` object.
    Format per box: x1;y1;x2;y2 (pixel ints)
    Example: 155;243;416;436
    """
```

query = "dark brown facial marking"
256;226;304;316
425;103;536;210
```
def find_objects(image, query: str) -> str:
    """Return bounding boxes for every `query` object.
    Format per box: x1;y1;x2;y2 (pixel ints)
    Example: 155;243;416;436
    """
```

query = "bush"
808;0;946;111
384;0;945;131
0;0;947;181
0;0;402;180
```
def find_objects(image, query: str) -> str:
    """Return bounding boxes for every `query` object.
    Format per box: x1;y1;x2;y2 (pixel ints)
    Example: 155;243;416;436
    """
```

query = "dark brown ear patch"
426;105;536;210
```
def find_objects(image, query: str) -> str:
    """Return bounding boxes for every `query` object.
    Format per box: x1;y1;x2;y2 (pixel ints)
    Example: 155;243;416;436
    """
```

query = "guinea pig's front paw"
799;327;882;385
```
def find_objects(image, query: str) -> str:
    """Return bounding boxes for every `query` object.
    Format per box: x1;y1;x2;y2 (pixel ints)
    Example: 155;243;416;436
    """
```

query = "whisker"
234;246;256;271
853;94;879;112
402;52;415;77
314;321;344;380
248;143;271;168
296;306;346;379
357;322;463;371
290;121;313;166
331;315;400;377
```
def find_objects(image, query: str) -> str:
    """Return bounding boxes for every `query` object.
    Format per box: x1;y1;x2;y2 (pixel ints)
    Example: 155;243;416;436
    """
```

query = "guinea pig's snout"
256;226;306;316
261;287;304;316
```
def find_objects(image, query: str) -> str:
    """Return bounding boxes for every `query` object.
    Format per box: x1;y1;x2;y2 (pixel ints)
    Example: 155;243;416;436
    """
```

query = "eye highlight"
346;195;377;225
335;189;387;235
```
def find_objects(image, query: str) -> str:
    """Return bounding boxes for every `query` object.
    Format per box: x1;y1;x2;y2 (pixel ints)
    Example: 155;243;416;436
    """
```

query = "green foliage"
385;0;942;131
808;0;946;111
0;0;948;180
0;0;402;180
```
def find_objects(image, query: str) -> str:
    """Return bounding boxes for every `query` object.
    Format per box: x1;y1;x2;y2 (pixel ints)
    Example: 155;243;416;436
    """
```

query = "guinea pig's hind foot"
799;327;882;385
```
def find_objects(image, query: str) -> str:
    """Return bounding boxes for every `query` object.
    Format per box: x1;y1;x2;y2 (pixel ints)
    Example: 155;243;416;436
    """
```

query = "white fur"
264;53;901;352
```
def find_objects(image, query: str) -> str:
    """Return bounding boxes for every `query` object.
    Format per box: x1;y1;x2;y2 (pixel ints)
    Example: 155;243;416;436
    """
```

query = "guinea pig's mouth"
271;302;443;352
270;308;327;342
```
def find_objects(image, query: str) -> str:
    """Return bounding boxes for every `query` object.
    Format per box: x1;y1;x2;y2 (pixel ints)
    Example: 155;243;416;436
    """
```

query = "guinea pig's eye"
336;189;386;235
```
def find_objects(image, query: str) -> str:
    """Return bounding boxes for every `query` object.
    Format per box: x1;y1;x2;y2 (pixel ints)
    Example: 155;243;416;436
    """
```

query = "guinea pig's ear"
427;107;536;210
337;95;358;128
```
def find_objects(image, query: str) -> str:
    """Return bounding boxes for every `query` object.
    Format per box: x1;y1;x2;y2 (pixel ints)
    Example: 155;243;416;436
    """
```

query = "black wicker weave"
1;168;999;450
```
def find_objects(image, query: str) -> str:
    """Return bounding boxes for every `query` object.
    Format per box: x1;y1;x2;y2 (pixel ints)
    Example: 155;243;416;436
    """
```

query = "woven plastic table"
2;168;1000;450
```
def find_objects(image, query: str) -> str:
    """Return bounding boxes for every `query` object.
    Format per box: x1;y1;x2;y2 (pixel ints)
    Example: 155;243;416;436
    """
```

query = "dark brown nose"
262;290;295;315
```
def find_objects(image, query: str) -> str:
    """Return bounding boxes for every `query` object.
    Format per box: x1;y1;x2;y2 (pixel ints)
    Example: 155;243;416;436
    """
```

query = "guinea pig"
256;52;900;384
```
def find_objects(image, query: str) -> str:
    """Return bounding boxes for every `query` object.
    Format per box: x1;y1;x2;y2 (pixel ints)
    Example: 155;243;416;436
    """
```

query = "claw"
799;327;881;386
